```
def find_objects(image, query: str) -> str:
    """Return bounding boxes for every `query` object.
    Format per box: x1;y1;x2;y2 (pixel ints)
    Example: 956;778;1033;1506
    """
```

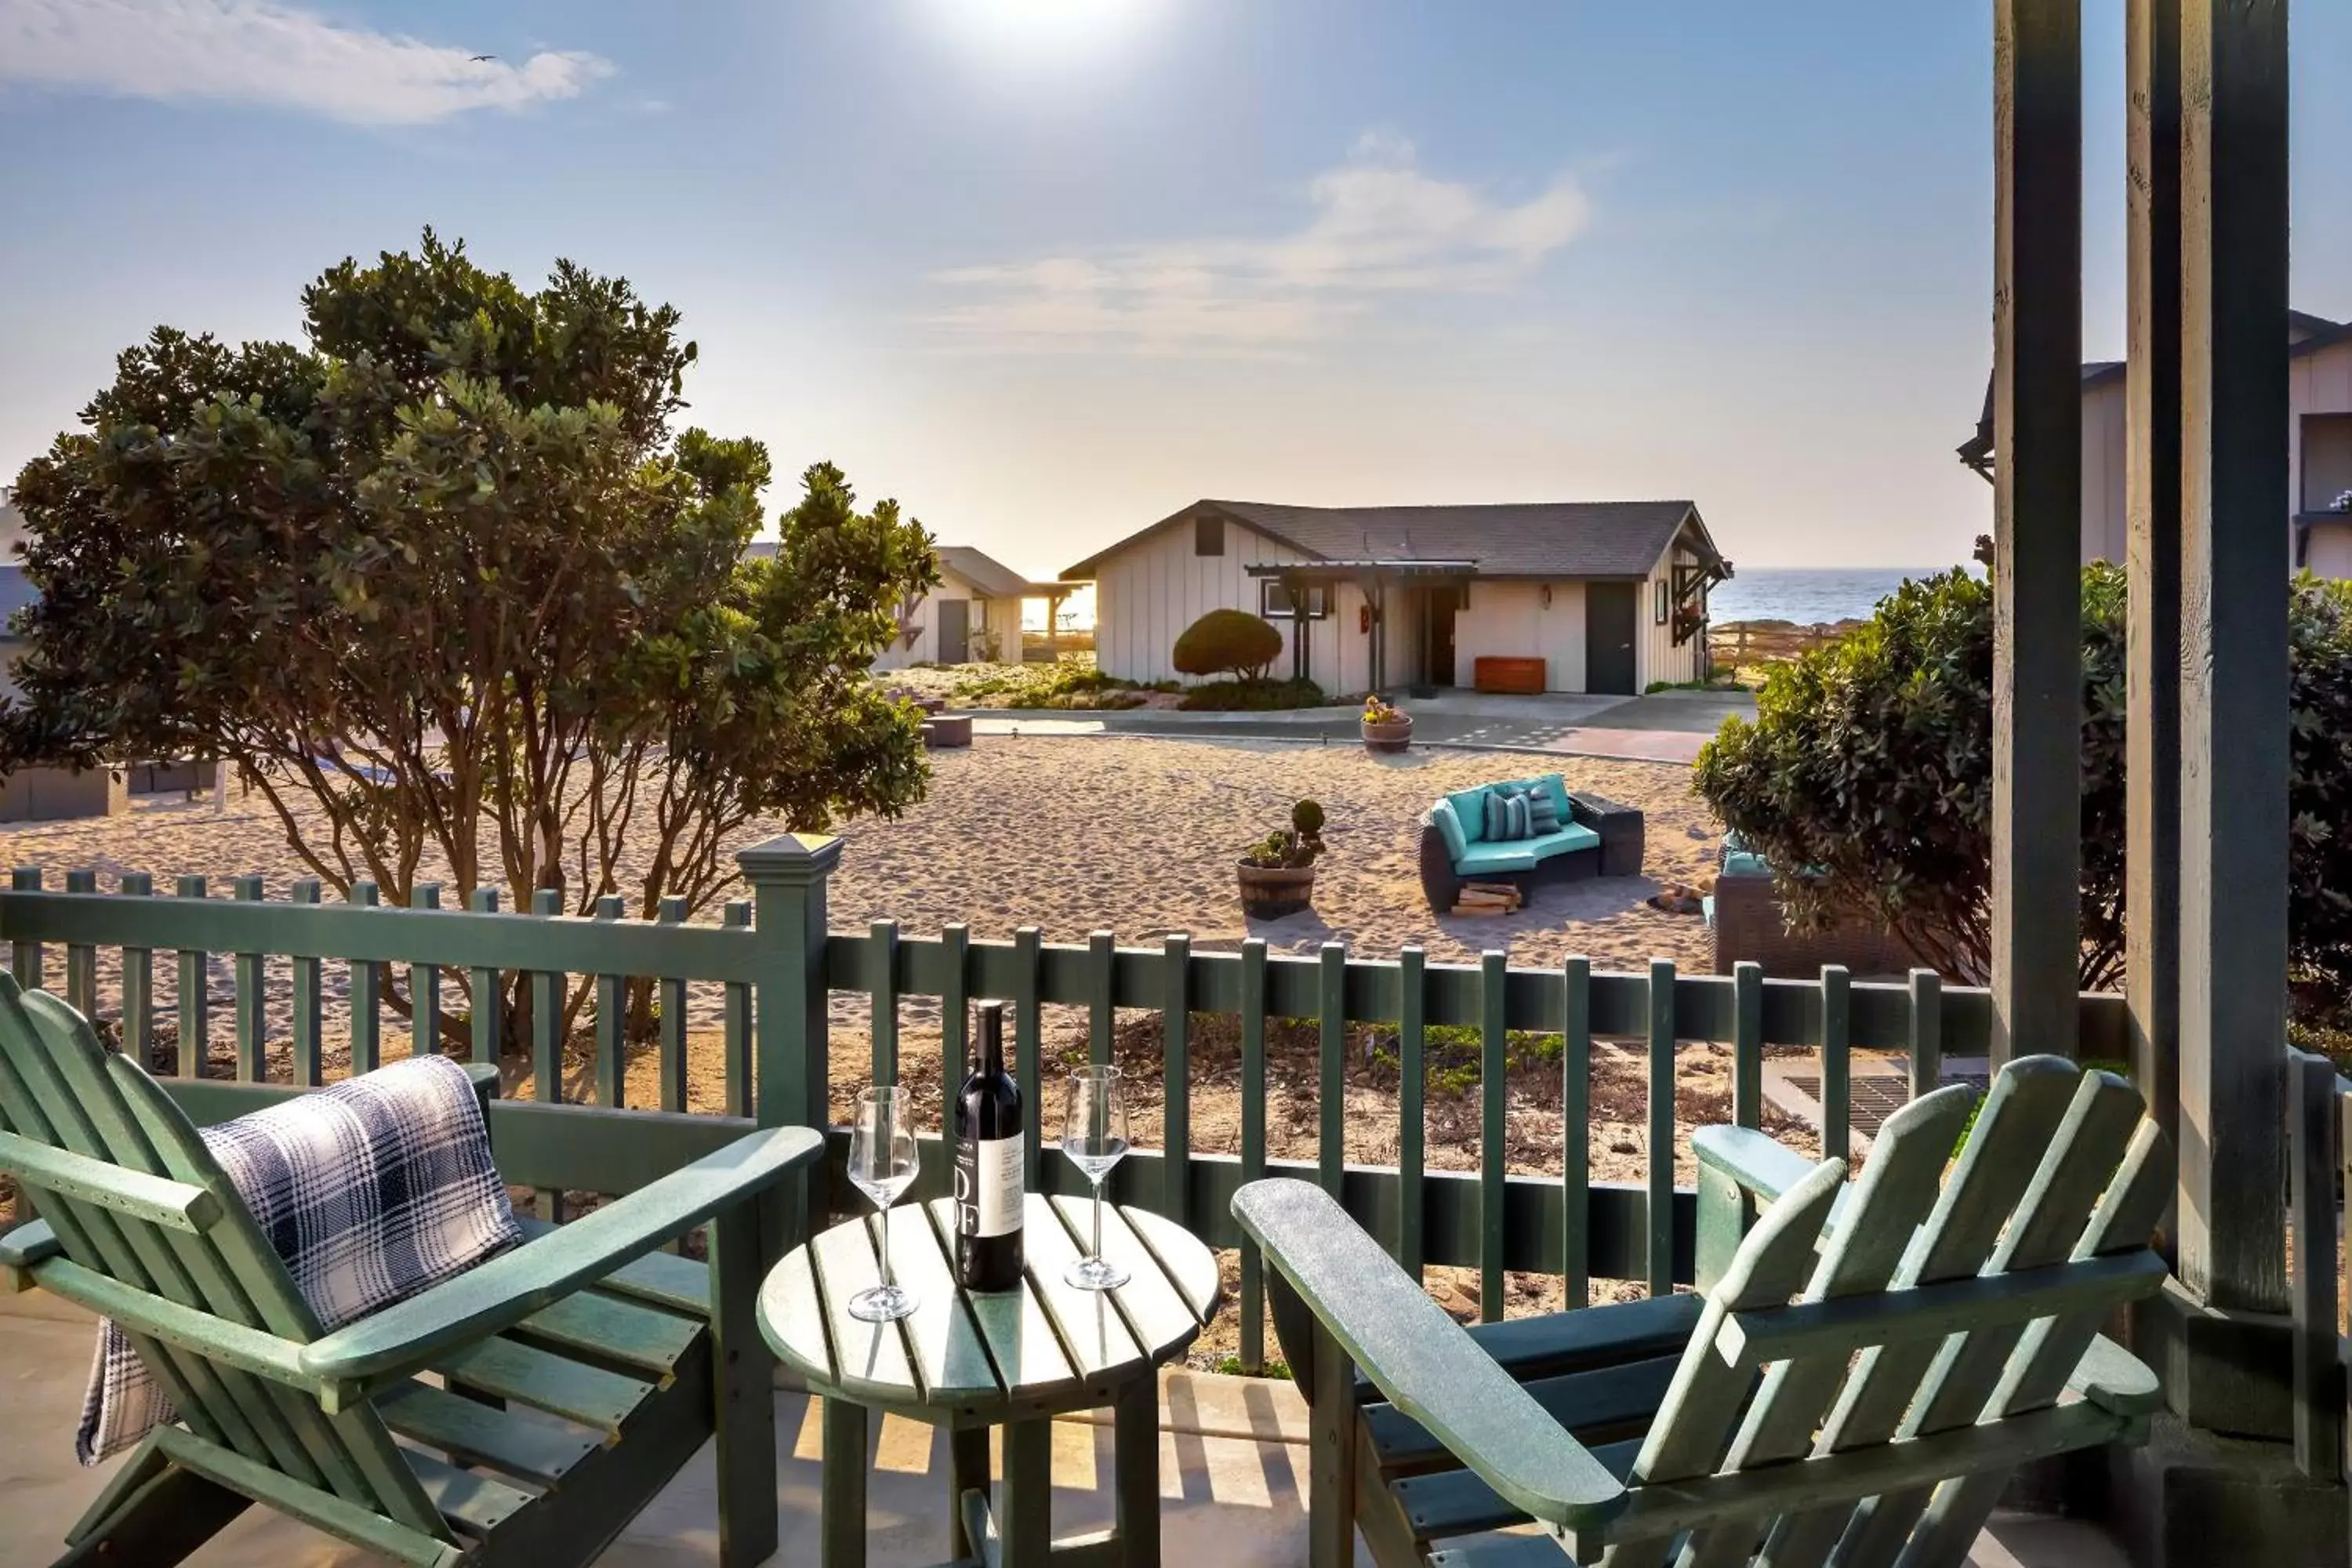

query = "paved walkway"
971;689;1757;765
2;1290;2127;1566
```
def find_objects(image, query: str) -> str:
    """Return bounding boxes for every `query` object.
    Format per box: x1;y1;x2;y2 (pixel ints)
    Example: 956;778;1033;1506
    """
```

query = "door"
1428;587;1459;688
1585;582;1638;695
937;598;971;664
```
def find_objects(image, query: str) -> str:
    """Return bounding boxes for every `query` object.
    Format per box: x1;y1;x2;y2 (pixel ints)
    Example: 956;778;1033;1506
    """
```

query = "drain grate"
1783;1071;1990;1138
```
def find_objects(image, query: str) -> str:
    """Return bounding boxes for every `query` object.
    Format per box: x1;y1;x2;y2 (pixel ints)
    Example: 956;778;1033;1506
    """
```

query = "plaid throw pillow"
1483;789;1533;841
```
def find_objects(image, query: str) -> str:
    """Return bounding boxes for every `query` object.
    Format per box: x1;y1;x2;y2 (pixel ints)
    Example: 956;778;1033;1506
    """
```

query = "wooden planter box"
1360;717;1413;754
1472;656;1545;695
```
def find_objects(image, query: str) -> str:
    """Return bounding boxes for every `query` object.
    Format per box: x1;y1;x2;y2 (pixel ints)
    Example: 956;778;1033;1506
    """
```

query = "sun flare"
925;0;1161;65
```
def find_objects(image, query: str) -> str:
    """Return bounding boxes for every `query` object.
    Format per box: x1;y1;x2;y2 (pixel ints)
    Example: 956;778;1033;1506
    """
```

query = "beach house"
1957;309;2352;575
1062;498;1731;697
747;539;1048;668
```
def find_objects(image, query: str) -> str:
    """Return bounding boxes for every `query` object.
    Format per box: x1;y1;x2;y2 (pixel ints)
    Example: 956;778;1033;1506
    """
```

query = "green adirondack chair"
0;976;824;1567
1233;1054;2172;1568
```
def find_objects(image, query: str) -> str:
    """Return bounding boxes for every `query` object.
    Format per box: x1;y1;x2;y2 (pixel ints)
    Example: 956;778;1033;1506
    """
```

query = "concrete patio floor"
1;1291;2130;1566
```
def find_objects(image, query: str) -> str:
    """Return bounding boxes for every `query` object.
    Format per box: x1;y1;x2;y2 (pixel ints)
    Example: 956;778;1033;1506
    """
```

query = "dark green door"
937;598;970;663
1585;582;1637;694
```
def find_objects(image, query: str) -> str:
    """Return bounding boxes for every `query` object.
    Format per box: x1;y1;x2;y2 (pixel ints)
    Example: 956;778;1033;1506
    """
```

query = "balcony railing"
0;837;2135;1373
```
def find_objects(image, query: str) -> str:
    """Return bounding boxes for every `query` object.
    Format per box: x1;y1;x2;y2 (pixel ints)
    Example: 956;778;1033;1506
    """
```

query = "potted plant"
1360;695;1413;754
1237;799;1326;919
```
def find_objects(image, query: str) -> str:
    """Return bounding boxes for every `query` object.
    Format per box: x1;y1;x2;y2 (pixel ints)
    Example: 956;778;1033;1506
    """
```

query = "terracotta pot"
1236;860;1316;920
1361;716;1414;755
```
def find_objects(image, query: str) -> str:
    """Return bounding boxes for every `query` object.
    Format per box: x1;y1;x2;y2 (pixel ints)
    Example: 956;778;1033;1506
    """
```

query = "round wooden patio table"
757;1192;1223;1568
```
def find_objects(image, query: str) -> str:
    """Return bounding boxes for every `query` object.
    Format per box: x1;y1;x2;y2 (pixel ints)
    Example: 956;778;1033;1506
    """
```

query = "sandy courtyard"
0;737;1781;1352
0;736;1723;1033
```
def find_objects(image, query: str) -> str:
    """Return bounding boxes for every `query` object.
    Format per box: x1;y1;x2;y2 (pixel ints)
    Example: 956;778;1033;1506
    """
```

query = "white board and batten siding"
2292;337;2352;579
1450;581;1589;693
1639;546;1708;688
870;568;1021;672
2076;336;2352;575
1093;517;1380;692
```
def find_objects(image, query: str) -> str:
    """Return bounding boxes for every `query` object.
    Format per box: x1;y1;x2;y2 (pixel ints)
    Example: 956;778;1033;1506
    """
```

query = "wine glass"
848;1086;920;1323
1060;1065;1131;1290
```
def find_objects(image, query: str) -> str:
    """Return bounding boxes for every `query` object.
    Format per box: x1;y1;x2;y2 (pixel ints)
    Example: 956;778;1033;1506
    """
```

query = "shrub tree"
1173;608;1283;681
1693;563;2352;993
4;231;941;1045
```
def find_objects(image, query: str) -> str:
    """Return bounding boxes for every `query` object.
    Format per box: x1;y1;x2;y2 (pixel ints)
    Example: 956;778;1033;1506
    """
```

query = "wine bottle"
954;1000;1025;1291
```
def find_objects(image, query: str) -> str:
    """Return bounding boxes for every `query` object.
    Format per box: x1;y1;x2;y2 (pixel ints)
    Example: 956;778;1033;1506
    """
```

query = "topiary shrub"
1693;563;2352;993
1173;608;1284;682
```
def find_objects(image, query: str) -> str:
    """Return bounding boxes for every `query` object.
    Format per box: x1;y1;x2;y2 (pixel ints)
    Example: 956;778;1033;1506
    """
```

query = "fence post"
738;833;842;1251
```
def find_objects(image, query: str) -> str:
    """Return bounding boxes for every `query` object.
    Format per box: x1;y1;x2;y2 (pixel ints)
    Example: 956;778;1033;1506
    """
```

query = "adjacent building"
1062;498;1731;696
746;540;1048;668
1958;309;2352;574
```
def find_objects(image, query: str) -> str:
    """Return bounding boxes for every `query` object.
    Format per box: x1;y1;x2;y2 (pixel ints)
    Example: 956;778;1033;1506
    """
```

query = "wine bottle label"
957;1135;1024;1240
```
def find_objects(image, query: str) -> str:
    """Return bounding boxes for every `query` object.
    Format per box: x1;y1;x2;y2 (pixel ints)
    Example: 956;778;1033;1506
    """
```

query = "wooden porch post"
1989;0;2083;1065
739;831;840;1252
2174;0;2289;1318
2125;0;2183;1203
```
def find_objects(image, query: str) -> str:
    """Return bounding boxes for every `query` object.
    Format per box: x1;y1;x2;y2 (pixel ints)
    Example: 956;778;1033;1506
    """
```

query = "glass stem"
880;1200;895;1291
1091;1176;1105;1261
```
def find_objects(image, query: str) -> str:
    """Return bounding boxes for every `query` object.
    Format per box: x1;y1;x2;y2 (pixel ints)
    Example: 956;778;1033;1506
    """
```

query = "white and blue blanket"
79;1053;521;1465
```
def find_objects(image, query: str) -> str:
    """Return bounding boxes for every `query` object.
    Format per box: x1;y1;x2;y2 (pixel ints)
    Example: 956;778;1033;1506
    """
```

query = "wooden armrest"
0;1129;223;1234
2;1218;61;1290
2065;1332;2164;1416
302;1123;822;1393
1232;1178;1628;1534
1692;1126;1819;1207
26;1253;321;1394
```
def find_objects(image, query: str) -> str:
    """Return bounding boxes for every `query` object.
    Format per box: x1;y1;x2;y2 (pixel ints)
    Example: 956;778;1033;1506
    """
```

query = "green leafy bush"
1241;797;1326;870
1693;563;2352;993
1176;677;1326;711
948;659;1151;709
1173;608;1283;681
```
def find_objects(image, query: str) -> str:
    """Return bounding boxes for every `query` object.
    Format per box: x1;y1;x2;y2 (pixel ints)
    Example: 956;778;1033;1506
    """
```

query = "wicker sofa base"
1417;791;1646;914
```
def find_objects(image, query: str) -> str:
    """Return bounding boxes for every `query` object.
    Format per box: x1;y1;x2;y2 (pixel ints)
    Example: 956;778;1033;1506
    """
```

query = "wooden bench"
1472;657;1546;695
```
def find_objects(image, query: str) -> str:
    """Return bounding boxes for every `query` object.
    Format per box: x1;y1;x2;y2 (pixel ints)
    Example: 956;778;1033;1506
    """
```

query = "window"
1654;579;1671;625
1195;515;1224;556
1260;579;1330;619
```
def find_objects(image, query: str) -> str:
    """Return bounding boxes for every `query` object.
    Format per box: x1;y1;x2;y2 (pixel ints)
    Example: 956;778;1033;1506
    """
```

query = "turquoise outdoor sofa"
1417;773;1643;912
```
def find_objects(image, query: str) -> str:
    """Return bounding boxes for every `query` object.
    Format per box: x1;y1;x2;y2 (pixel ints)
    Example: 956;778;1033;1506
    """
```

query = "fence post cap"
736;833;844;884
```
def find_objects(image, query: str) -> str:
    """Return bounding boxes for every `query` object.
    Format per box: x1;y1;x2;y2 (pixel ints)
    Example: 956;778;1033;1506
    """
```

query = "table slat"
924;1199;1078;1398
1123;1204;1225;1323
808;1215;921;1401
1021;1195;1149;1381
880;1197;1001;1403
758;1243;833;1386
1048;1194;1204;1352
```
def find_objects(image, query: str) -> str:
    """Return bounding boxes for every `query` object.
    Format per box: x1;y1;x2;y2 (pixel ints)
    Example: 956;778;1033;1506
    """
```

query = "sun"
925;0;1162;65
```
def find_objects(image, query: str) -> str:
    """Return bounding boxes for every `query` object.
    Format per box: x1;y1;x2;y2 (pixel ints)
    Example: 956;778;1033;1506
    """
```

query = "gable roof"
932;545;1042;599
1959;309;2346;472
741;540;1047;598
1064;498;1723;583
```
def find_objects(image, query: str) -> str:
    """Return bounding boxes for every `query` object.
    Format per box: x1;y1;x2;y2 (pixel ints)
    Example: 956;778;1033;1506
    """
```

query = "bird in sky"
470;53;498;63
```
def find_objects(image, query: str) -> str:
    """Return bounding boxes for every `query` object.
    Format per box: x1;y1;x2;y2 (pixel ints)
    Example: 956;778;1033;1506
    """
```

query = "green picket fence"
0;836;2134;1370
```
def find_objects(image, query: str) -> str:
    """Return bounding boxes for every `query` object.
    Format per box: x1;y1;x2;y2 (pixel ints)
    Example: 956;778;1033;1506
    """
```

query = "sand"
0;736;1722;1040
0;735;1755;1355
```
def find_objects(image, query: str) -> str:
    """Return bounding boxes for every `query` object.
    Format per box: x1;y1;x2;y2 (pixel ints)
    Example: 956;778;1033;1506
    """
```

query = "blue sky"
2;2;2347;573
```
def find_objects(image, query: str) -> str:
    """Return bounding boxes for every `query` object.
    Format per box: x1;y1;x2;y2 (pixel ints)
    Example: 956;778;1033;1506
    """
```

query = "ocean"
1709;567;1975;626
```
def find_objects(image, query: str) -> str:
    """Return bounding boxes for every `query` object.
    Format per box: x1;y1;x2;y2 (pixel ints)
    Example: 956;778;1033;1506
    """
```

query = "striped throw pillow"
1484;789;1533;841
1524;787;1562;834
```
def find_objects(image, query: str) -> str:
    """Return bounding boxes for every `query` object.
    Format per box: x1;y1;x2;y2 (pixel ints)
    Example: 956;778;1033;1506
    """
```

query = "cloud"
0;0;613;125
929;135;1592;354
